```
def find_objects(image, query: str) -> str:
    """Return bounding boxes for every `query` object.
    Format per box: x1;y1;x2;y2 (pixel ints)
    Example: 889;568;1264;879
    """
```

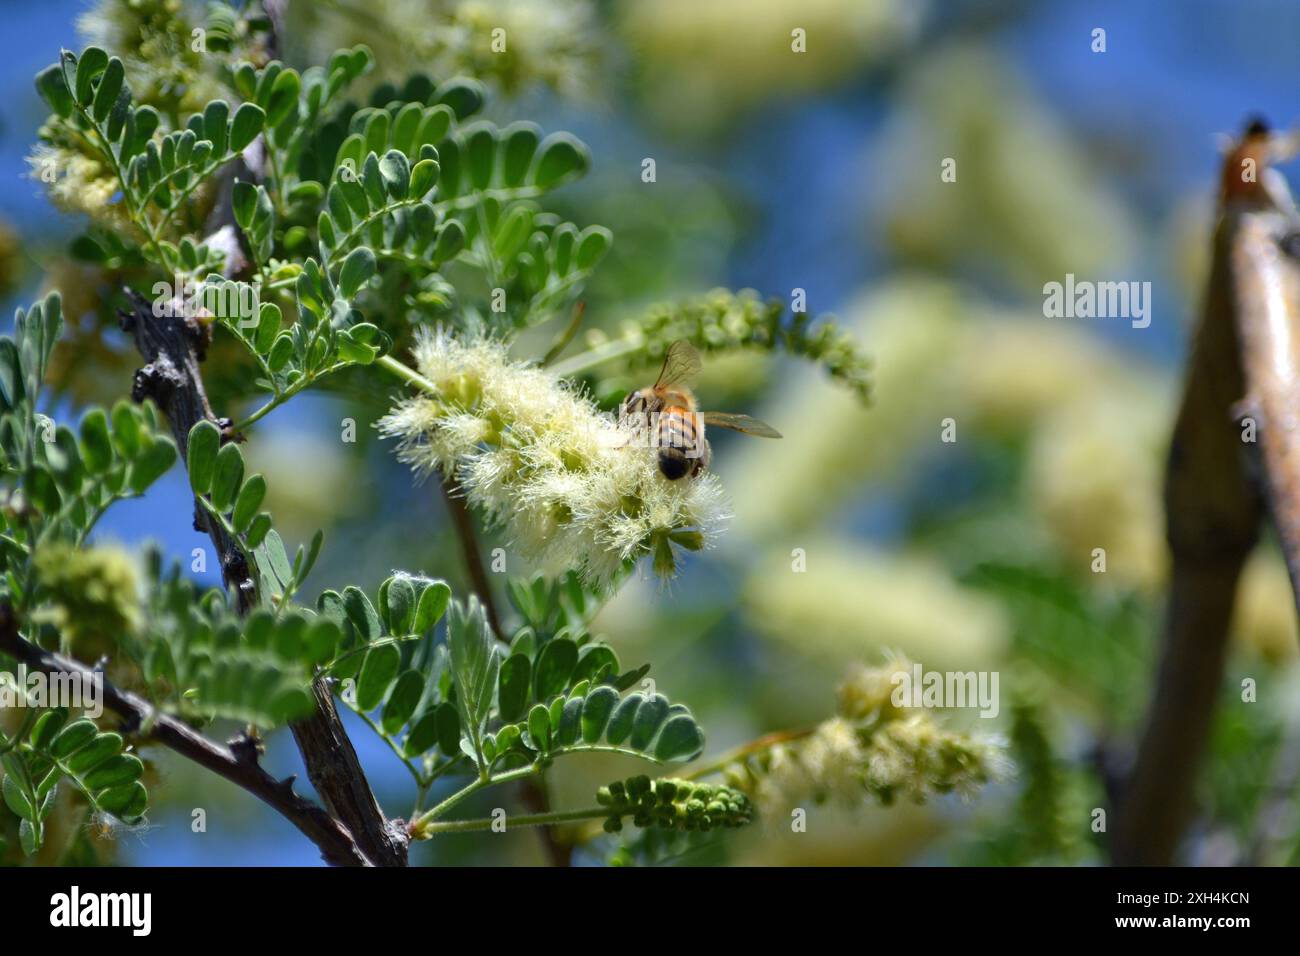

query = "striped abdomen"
657;406;708;479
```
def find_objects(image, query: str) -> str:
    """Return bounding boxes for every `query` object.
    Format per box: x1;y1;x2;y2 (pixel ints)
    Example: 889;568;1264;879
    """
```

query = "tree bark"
290;680;409;866
121;280;407;865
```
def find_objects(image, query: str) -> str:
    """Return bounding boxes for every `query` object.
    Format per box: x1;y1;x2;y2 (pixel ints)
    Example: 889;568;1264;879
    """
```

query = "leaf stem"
0;532;30;555
229;358;355;432
58;52;166;267
681;726;818;781
409;764;536;833
375;354;439;394
351;707;424;786
415;805;608;837
326;198;425;270
547;336;646;378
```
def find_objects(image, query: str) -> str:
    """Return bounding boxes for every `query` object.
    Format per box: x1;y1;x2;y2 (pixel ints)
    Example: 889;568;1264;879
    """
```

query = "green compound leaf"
323;574;458;765
448;596;501;772
510;685;705;765
139;565;323;727
32;719;150;825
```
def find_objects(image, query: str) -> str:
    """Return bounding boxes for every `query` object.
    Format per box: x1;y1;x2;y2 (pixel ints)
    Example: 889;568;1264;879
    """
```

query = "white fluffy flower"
726;659;1011;819
379;330;730;585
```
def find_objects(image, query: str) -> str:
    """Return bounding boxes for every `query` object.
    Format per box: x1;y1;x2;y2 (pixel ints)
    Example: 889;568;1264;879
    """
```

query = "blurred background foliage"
2;0;1299;866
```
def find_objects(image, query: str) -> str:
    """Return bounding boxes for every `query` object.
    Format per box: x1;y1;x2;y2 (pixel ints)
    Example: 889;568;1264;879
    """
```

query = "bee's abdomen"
656;406;703;479
657;452;692;480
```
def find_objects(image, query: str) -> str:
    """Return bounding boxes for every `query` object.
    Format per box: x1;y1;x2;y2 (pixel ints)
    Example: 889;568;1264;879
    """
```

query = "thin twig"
438;476;505;639
435;475;573;864
681;726;818;781
423;440;573;864
420;806;607;836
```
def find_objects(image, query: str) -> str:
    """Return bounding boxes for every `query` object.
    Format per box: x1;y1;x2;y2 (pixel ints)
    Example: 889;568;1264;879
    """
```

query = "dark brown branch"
1111;129;1300;864
1112;205;1263;864
222;1;407;865
1231;211;1300;610
0;604;368;866
120;289;255;611
120;272;407;867
289;679;408;865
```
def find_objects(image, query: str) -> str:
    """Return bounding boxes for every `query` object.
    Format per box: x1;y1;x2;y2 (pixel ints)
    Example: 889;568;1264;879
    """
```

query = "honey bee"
620;340;781;479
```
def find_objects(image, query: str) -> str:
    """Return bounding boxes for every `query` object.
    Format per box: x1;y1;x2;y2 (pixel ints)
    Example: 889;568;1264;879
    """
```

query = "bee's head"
1245;115;1271;138
622;389;655;414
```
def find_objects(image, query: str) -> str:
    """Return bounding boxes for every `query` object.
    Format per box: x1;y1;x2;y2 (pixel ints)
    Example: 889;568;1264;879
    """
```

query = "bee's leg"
616;395;634;431
616;395;647;448
692;438;712;477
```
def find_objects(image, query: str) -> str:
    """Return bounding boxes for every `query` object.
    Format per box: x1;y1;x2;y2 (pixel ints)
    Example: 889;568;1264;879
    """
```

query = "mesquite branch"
105;0;410;859
120;288;256;611
118;155;409;866
0;604;368;866
1113;125;1300;864
121;289;406;865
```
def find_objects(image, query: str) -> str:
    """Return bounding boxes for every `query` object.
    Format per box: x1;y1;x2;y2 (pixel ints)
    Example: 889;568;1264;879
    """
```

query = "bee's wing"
700;411;782;438
653;340;703;390
1268;129;1300;164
